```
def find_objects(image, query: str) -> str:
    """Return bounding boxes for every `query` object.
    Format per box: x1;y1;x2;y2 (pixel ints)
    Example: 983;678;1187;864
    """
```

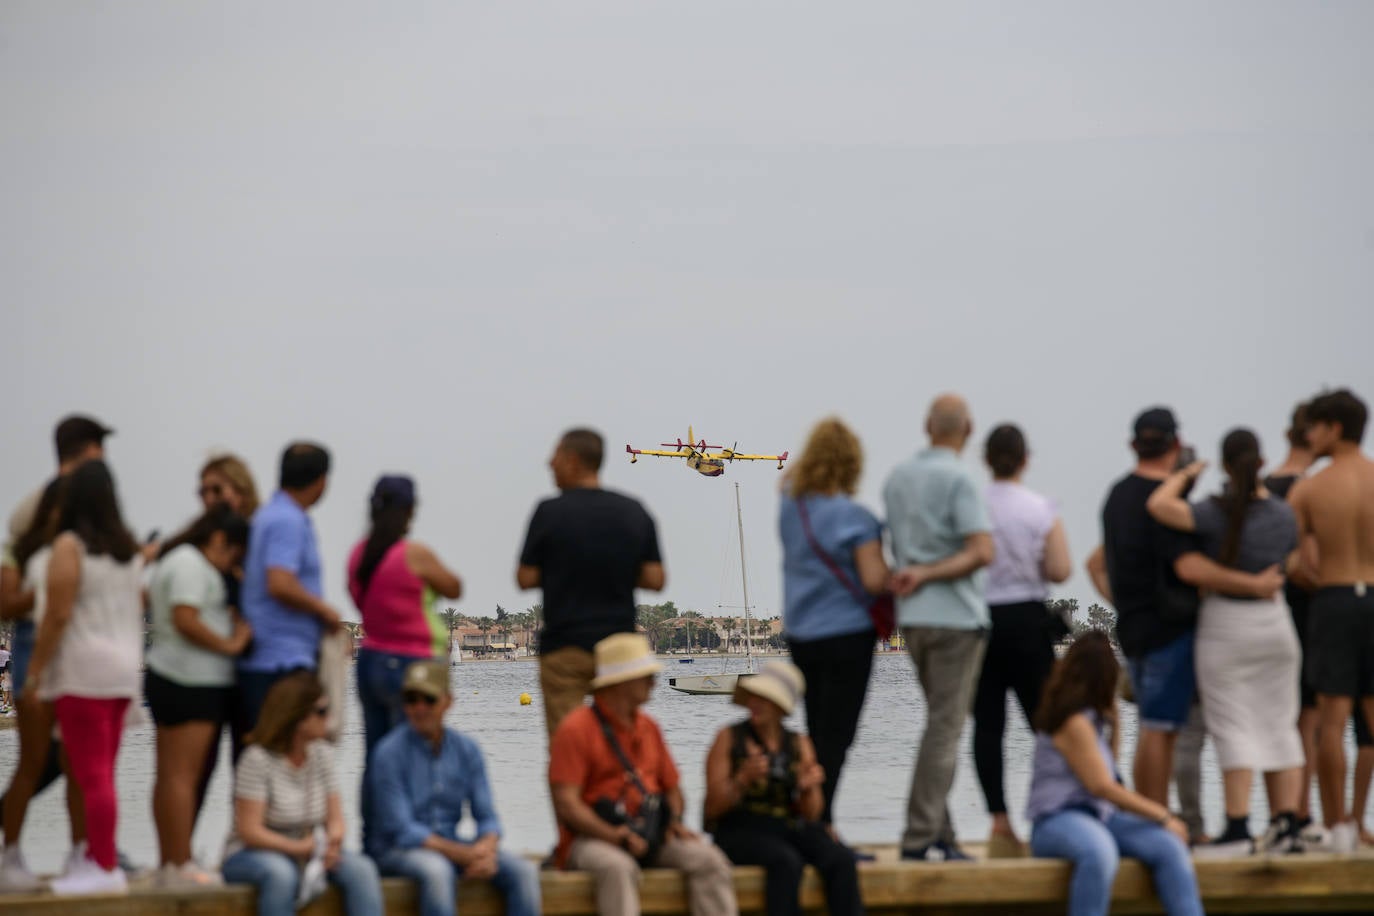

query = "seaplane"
626;426;788;478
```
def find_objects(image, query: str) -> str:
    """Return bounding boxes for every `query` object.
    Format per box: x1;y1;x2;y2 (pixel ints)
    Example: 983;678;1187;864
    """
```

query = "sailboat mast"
735;482;754;668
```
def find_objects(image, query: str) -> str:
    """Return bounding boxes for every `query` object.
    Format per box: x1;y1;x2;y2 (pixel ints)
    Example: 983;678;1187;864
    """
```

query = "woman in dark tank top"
703;662;864;916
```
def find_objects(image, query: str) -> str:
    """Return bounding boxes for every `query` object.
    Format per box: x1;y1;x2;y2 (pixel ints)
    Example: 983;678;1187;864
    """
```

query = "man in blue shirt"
368;660;541;916
233;442;340;757
884;393;995;862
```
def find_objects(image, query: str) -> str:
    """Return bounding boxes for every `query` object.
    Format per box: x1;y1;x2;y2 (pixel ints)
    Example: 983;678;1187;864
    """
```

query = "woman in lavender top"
1028;633;1202;916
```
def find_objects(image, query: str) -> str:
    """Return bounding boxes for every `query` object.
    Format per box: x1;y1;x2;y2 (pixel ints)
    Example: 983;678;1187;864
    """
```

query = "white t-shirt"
147;544;235;687
984;481;1058;606
38;536;144;701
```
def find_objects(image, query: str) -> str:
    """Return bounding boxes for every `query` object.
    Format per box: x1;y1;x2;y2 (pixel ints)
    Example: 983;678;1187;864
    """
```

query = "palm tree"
755;618;772;653
442;607;463;654
476;617;494;654
722;618;737;654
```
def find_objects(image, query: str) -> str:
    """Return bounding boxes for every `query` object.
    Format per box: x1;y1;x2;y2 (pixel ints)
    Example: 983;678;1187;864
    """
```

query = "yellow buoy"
519;692;532;706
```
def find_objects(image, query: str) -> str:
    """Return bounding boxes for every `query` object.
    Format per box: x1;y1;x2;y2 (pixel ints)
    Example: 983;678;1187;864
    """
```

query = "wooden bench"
3;853;1373;914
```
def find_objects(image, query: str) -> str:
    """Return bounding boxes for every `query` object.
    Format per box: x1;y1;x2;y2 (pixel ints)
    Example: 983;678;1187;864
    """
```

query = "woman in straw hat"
704;661;864;916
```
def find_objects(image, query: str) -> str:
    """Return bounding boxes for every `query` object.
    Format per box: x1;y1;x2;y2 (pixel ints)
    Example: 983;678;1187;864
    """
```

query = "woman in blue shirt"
779;418;889;840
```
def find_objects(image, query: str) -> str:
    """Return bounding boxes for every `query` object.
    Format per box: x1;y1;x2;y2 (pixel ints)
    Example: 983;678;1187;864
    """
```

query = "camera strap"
591;703;653;801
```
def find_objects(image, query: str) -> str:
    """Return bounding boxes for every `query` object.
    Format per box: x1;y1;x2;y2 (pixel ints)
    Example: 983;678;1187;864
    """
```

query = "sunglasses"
198;484;224;500
310;704;329;718
402;691;439;707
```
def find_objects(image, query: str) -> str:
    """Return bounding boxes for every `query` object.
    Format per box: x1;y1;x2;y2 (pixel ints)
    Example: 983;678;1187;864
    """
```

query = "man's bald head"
926;393;973;449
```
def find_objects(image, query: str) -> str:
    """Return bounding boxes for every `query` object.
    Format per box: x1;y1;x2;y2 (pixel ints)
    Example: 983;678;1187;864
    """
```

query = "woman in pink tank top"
347;475;462;764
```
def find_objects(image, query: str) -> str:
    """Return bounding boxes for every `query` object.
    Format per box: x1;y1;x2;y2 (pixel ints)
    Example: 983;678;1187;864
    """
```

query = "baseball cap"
402;660;449;699
53;415;114;462
1132;407;1178;440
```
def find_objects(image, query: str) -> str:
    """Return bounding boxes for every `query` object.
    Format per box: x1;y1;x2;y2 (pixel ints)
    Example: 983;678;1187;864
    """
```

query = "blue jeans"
10;618;35;693
1127;632;1196;732
1031;809;1202;916
376;846;541;916
357;648;431;846
222;848;384;916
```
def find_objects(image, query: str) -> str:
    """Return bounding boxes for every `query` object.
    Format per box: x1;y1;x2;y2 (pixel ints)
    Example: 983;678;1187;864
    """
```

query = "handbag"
795;497;896;641
590;705;669;864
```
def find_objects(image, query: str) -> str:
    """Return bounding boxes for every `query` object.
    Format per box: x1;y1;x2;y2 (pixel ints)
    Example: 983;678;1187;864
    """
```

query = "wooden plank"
1;855;1372;914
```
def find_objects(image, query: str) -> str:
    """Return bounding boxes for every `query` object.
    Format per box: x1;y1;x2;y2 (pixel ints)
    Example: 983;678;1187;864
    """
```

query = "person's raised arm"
1041;520;1072;584
1085;545;1113;605
1052;712;1185;842
1146;465;1202;532
407;543;462;600
1174;552;1283;599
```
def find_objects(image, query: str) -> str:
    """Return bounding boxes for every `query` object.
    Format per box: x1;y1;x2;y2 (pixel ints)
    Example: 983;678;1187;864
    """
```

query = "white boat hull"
667;673;755;695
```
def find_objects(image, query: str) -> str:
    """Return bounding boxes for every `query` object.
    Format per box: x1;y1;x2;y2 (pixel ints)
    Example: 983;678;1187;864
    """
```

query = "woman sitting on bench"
704;662;864;916
1027;632;1203;916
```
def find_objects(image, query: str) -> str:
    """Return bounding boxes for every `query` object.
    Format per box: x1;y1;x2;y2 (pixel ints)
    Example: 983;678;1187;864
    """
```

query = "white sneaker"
0;847;43;894
51;855;128;896
1330;821;1359;854
65;841;89;873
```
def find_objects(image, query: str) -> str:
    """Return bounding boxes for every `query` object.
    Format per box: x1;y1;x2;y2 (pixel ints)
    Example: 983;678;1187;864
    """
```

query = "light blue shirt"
779;494;883;642
366;724;502;858
882;447;991;630
239;491;323;672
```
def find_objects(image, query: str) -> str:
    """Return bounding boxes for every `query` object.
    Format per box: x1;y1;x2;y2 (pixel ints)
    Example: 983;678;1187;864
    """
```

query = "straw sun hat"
732;661;806;715
590;633;665;690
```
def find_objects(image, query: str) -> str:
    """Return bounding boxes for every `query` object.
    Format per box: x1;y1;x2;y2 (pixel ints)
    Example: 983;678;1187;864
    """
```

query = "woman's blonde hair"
788;417;863;497
202;454;261;517
246;672;324;755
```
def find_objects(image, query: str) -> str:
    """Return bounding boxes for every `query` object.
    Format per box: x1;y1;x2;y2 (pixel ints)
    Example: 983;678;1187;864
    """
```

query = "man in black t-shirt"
517;428;665;737
1086;408;1280;808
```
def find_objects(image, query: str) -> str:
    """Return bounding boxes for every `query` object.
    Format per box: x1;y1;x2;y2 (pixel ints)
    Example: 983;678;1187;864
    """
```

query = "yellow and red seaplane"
626;426;788;478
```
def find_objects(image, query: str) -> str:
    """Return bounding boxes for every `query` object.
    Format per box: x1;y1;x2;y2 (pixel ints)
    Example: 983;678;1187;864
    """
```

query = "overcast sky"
3;1;1371;624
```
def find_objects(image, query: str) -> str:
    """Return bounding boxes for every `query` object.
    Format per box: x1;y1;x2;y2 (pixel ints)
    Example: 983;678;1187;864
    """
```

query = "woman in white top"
23;461;144;896
148;505;253;886
973;424;1072;857
0;476;87;891
222;671;382;916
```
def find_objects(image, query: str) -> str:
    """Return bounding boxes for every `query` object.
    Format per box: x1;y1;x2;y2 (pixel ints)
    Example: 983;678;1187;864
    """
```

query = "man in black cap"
0;414;113;882
1087;407;1281;809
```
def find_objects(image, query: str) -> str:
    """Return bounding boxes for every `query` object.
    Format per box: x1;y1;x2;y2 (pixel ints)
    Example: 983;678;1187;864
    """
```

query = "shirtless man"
1290;388;1374;853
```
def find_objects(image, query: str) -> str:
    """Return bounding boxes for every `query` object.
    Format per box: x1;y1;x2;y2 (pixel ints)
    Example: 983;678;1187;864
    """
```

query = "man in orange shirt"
549;633;737;916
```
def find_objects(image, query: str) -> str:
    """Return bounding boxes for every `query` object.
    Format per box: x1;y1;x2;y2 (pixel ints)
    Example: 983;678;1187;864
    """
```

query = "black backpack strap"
591;703;651;799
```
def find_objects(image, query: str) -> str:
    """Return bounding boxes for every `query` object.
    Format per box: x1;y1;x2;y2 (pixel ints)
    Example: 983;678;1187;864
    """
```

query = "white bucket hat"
591;633;664;690
733;660;806;715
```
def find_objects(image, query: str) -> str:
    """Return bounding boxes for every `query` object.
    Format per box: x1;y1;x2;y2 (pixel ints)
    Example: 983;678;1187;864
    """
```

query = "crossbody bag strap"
795;497;866;604
591;703;651;799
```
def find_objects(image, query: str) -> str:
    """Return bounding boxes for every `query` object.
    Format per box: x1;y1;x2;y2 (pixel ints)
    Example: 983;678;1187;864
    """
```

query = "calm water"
0;653;1343;873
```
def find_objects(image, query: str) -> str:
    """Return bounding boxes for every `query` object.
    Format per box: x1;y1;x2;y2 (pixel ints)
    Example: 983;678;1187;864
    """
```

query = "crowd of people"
0;385;1368;916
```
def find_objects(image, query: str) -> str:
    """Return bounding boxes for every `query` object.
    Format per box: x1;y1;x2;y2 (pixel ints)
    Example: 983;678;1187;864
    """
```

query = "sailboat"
667;482;758;695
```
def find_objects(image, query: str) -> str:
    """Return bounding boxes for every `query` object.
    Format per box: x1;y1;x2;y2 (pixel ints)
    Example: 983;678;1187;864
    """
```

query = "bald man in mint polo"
884;394;995;862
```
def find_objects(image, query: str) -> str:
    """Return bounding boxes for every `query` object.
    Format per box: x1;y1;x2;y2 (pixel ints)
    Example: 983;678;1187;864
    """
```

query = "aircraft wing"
627;446;693;459
710;450;789;462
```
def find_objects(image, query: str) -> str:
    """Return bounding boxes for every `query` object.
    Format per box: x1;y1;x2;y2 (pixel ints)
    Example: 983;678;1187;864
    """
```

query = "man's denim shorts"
1127;631;1196;732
